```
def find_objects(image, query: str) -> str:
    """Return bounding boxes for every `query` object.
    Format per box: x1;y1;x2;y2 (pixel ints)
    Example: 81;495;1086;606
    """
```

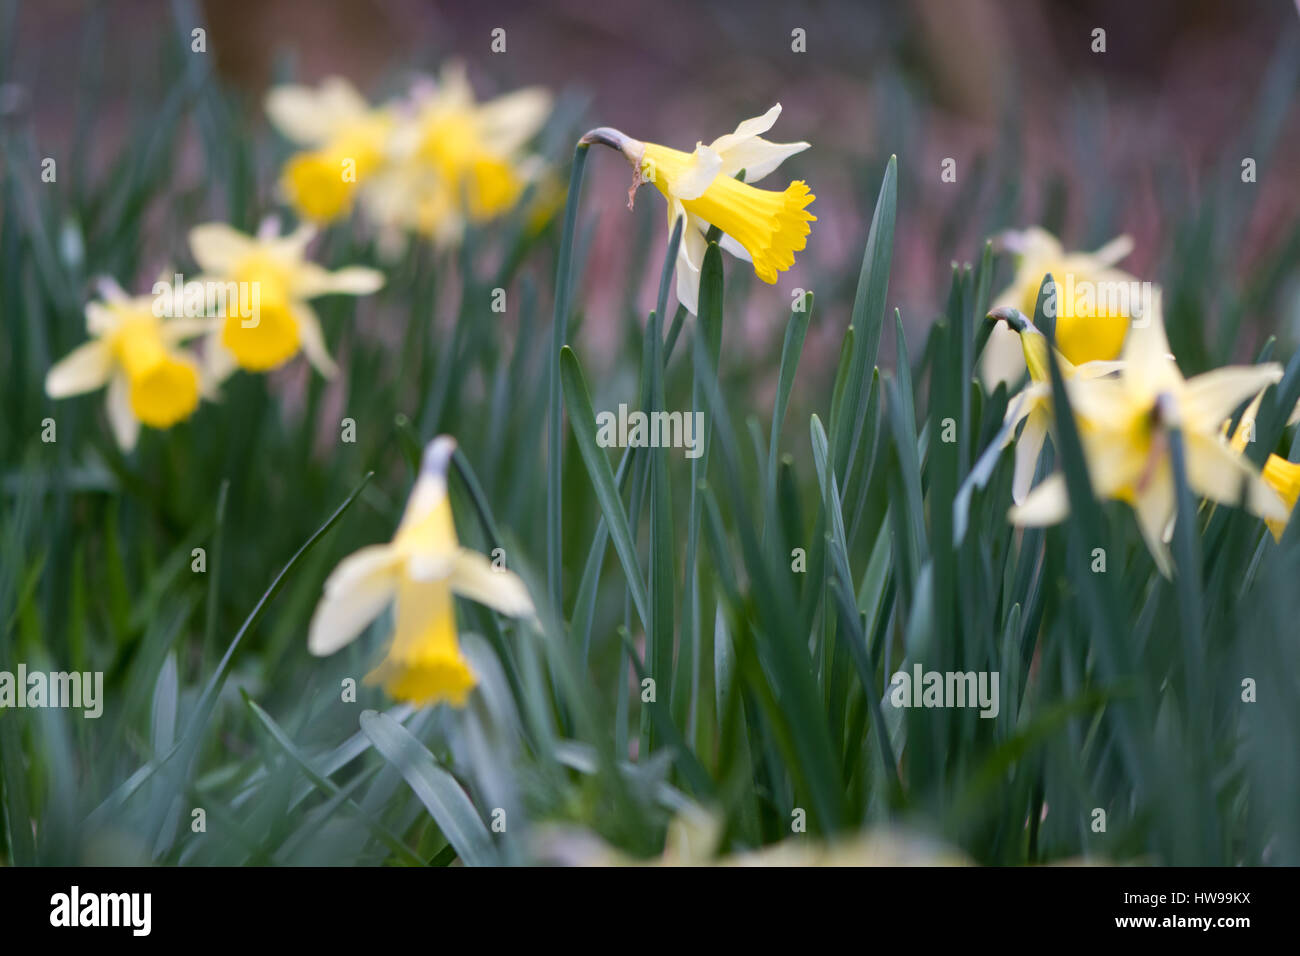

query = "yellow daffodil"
982;228;1155;389
308;437;534;707
1228;391;1300;540
581;105;815;314
1010;302;1286;575
45;280;208;451
188;219;383;379
365;64;551;248
266;77;395;223
990;307;1123;503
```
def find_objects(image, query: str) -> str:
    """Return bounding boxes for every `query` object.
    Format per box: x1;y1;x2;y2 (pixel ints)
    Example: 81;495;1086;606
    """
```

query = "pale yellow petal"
670;146;724;201
715;138;809;185
294;263;385;298
476;87;553;153
293;303;338;379
46;340;113;397
980;321;1027;390
1131;477;1174;578
671;202;703;315
265;77;370;145
1088;234;1134;268
1012;412;1049;505
448;549;534;617
309;544;402;655
707;104;782;154
85;301;118;336
106;373;140;452
1119;297;1179;398
1184;431;1286;521
1008;473;1069;526
189;223;257;274
1072;360;1125;380
1181;364;1283;432
1001;385;1045;446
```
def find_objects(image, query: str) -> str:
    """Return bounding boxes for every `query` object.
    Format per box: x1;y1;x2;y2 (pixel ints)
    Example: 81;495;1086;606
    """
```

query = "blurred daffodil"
45;279;208;451
188;219;383;379
366;64;551;248
1228;391;1300;541
990;307;1123;504
983;228;1155;389
308;437;534;707
1010;302;1286;575
266;77;395;223
581;104;815;314
535;805;971;867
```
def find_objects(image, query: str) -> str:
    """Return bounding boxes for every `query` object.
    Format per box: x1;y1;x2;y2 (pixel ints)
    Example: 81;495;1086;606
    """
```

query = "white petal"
106;373;140;452
1185;431;1286;521
293;303;339;379
46;340;113;397
716;139;809;185
1120;295;1180;397
1131;479;1174;578
1089;234;1134;268
999;227;1062;260
85;301;119;336
189;223;256;274
1073;360;1125;380
309;545;401;655
265;77;369;145
1000;388;1035;446
435;61;475;109
707;104;782;154
1181;364;1283;431
476;88;552;154
1008;473;1069;526
295;264;385;298
1012;412;1049;505
267;223;317;263
717;232;751;262
1064;376;1133;425
671;203;703;315
670;146;723;201
980;322;1027;391
407;551;455;581
448;549;534;617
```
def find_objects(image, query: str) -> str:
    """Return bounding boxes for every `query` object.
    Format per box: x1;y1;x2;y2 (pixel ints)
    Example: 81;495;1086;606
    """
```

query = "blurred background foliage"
1;0;1298;865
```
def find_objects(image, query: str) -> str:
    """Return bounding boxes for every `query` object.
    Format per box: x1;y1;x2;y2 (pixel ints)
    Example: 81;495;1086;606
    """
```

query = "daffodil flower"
1010;303;1286;575
308;437;534;707
581;105;815;314
266;77;395;223
982;228;1155;389
365;63;551;247
1227;391;1300;541
45;279;209;451
990;307;1123;504
188;219;383;379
